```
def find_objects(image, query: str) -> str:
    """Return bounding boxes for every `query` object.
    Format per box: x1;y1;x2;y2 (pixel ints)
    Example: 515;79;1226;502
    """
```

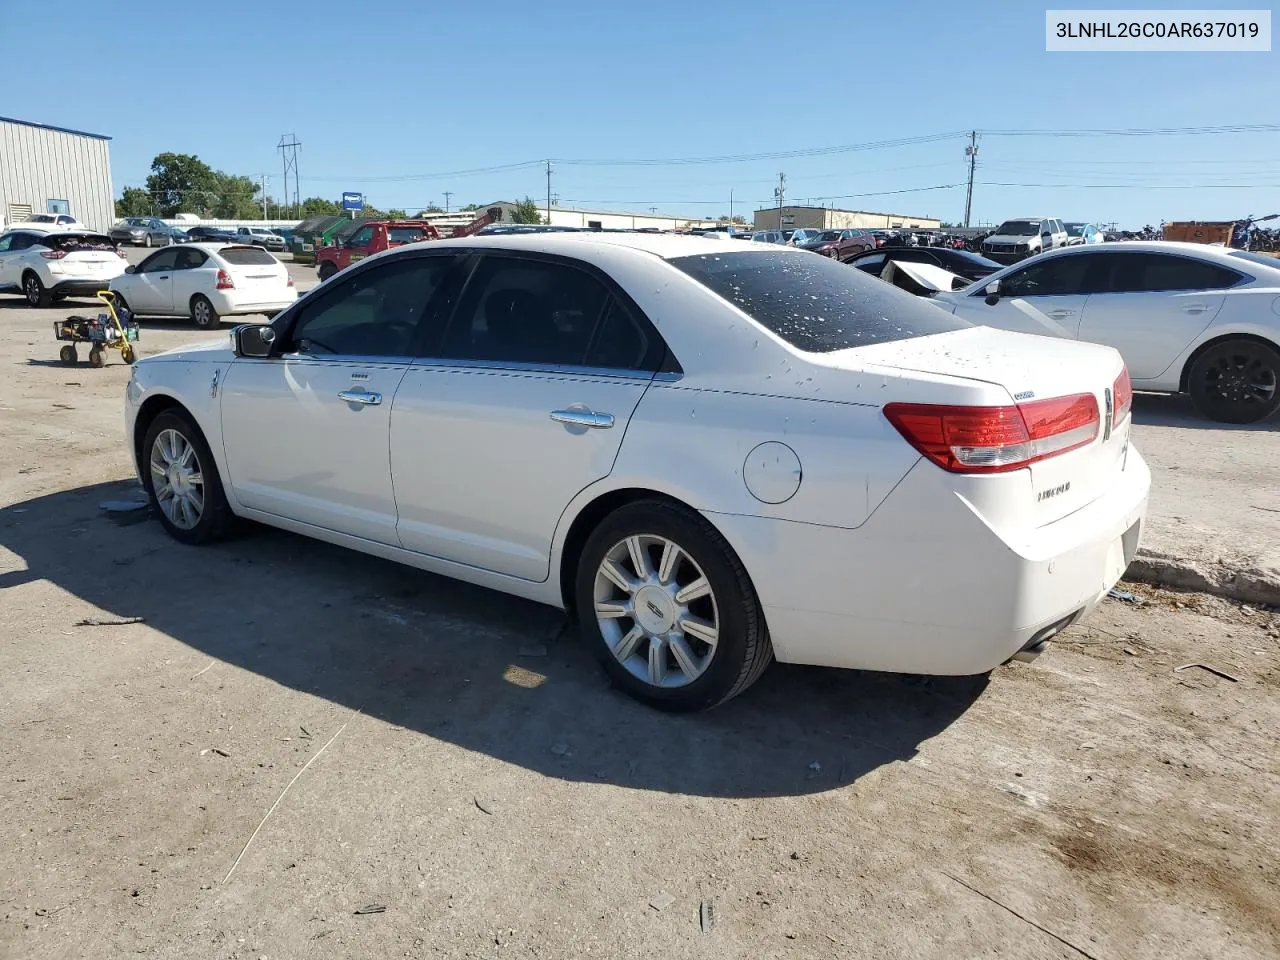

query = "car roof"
3;223;62;235
1029;240;1280;272
397;231;795;261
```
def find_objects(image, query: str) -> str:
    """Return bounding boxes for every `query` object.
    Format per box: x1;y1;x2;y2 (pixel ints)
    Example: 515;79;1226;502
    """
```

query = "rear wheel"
574;500;773;712
88;345;105;368
1187;338;1280;424
59;345;78;365
190;295;219;329
142;410;235;545
23;273;49;307
144;234;152;248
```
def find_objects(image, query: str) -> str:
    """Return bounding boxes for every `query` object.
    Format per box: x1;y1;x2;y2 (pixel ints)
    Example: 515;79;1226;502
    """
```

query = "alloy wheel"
25;276;40;305
593;534;720;688
150;428;205;530
1199;346;1278;408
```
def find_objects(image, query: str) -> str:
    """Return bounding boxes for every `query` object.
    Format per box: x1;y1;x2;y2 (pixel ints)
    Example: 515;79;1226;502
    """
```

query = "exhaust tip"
1007;609;1084;665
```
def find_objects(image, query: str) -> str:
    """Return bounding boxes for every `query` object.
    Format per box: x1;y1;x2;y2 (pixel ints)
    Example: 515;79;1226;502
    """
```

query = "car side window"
853;252;887;274
584;297;660;371
438;256;610;367
0;234;12;252
288;255;454;358
1000;255;1099;297
8;233;36;252
1106;253;1243;293
139;249;179;273
174;248;208;270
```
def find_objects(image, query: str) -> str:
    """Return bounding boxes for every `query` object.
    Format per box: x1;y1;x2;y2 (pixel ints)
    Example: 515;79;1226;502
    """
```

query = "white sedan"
931;241;1280;423
110;243;296;329
124;233;1149;711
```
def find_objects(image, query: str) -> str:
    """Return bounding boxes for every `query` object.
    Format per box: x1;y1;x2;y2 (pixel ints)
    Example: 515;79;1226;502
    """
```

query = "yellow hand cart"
53;291;140;367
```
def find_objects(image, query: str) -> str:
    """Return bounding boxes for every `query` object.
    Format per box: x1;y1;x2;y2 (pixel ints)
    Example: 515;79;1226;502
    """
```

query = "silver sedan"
110;218;179;247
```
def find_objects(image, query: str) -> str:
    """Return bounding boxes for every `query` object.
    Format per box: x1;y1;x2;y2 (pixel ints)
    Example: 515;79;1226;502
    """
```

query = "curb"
1125;550;1280;608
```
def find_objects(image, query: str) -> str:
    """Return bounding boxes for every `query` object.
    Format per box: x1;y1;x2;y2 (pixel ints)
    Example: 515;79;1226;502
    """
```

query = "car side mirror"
124;265;136;274
232;323;276;358
984;280;1000;305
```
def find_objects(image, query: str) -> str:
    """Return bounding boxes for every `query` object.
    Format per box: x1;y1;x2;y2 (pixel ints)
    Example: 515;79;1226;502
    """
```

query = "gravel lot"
1;266;1278;959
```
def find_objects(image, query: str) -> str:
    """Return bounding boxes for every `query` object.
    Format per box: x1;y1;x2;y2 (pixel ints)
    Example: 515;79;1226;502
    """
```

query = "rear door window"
438;256;610;366
670;250;969;352
1105;252;1243;293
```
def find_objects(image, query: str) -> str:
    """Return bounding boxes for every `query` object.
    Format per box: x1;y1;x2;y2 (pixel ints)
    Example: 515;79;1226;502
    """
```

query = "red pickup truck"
315;220;440;280
314;208;503;281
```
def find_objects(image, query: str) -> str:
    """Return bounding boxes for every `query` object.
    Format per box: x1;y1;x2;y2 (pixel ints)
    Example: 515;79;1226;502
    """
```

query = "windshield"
1065;223;1088;236
37;232;116;252
669;250;970;353
994;220;1040;236
219;246;277;265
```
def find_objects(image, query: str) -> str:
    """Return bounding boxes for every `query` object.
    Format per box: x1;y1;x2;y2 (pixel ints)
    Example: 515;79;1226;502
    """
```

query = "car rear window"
219;246;278;266
669;250;970;352
37;232;115;251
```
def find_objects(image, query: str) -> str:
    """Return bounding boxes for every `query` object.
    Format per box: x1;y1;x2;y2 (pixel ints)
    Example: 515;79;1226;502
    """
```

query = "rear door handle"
1047;309;1076;319
1182;305;1211;314
550;408;614;429
338;389;382;406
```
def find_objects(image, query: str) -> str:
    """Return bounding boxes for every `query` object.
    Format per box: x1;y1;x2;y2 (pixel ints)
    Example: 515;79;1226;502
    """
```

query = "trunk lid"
834;326;1130;527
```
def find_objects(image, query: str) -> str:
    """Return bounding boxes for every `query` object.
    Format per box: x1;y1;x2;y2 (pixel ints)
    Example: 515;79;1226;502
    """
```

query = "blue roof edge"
0;115;112;141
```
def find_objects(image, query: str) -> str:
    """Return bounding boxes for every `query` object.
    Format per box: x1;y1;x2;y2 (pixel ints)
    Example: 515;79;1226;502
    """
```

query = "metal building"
752;205;941;231
0;116;114;232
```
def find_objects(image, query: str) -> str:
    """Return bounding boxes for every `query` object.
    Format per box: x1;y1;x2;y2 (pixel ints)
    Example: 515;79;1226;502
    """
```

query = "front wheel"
1187;339;1280;424
142;410;235;544
574;500;773;712
59;345;78;365
190;295;219;329
144;234;152;248
317;262;338;282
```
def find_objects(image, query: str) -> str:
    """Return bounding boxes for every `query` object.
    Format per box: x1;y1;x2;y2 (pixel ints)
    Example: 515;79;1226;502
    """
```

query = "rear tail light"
884;393;1100;474
287;276;295;287
1112;366;1132;428
40;250;67;260
215;269;235;290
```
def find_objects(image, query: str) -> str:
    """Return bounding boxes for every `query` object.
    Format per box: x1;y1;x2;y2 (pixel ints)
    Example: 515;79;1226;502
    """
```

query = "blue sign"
342;192;364;211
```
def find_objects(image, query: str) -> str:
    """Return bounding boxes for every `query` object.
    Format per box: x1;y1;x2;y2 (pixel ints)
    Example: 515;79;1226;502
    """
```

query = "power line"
558;132;965;167
986;122;1280;138
982;180;1280;189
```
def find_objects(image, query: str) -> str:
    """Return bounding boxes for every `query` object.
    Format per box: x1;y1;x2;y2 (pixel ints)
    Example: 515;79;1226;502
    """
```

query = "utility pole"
443;190;453;213
545;160;552;226
261;174;268;221
729;188;734;222
963;130;978;228
277;134;301;219
774;172;786;230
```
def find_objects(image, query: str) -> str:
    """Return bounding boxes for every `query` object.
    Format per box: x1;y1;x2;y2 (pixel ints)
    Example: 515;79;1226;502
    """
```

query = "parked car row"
107;218;289;250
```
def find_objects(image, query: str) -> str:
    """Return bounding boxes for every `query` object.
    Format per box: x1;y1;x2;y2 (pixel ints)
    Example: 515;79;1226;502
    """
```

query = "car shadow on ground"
1133;391;1279;432
0;481;986;800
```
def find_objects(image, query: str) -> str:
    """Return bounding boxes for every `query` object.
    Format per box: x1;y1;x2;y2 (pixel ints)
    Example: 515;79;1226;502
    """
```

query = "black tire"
23;272;50;308
574;499;773;712
59;345;77;365
113;294;133;318
190;294;219;329
144;234;153;248
317;261;338;282
1187;338;1280;424
141;409;235;545
88;346;104;368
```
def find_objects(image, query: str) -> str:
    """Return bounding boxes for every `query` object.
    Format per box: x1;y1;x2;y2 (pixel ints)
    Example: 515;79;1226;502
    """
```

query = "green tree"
210;172;262;219
145;152;218;217
509;197;543;224
299;196;344;218
115;186;153;218
385;208;408;220
461;203;480;212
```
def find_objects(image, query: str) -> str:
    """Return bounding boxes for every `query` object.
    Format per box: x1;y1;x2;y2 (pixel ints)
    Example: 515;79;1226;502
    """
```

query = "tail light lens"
287;276;295;287
1112;366;1132;428
884;393;1100;474
215;269;235;290
40;250;68;260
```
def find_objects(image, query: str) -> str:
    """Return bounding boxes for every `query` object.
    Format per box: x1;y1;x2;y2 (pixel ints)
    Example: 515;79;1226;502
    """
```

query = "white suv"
0;226;128;307
982;217;1069;264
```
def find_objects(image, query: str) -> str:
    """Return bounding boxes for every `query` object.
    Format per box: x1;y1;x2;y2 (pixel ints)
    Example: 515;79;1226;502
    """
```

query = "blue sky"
8;0;1278;226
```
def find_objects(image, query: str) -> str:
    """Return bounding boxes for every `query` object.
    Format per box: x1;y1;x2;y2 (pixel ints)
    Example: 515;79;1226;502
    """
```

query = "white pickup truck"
234;227;286;252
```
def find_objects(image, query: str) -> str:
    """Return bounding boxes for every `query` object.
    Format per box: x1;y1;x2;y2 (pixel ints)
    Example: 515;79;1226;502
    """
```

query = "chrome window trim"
275;353;416;365
408;355;672;382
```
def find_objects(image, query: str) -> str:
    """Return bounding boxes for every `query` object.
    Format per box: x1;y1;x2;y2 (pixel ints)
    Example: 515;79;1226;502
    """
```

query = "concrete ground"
1;260;1278;959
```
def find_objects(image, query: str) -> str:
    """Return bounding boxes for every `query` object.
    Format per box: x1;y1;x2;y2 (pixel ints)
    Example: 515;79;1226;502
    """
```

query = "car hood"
139;336;233;363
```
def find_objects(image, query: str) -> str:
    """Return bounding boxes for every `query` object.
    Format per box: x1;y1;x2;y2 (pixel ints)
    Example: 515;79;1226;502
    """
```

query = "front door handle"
338;389;382;406
1047;309;1076;319
1182;305;1211;314
550;408;614;429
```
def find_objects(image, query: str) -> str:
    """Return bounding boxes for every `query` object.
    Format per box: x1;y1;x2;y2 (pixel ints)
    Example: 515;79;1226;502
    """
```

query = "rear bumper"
208;289;297;316
707;448;1150;675
50;278;112;296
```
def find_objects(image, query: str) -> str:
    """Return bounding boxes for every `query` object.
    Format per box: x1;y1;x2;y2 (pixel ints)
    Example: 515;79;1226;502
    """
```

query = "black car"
183;226;239;244
847;246;1002;285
